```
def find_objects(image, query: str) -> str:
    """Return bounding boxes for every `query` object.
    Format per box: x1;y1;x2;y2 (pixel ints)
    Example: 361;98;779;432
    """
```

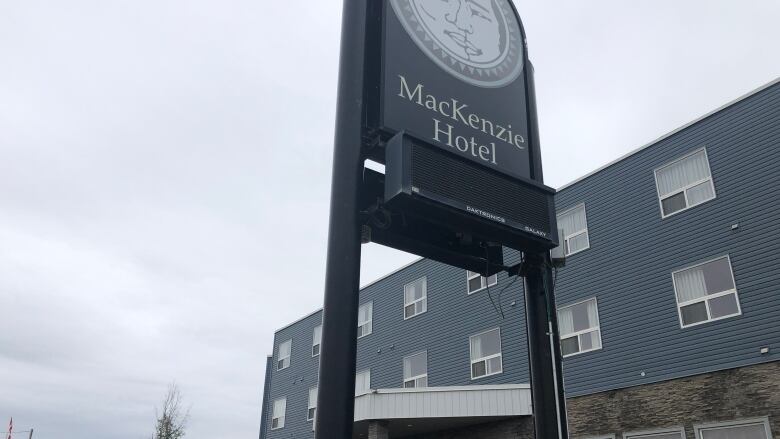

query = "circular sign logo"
390;0;525;88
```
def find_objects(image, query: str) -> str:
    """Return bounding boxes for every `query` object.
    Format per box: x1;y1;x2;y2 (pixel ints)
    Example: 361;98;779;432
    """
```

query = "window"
558;298;602;357
271;397;286;430
557;204;590;256
467;271;498;294
357;302;373;338
469;328;503;379
355;369;371;396
307;387;318;422
312;325;322;357
673;255;741;328
695;418;772;439
404;277;427;319
655;148;716;217
624;428;684;439
403;351;428;388
277;339;291;371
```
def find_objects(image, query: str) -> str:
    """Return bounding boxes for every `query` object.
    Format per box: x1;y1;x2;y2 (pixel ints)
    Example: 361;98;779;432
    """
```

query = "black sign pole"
523;58;570;439
314;0;367;437
523;253;569;439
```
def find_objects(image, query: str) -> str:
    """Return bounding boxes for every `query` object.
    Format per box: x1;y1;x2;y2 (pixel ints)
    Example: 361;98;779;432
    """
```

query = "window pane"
313;325;322;346
700;423;768;439
558;307;574;336
279;340;291;357
355;370;370;395
404;352;427;378
476;329;501;357
656;149;711;196
472;361;486;378
405;304;415;318
404;380;415;388
487;356;502;374
709;293;739;319
701;258;735;294
417;376;428;387
561;336;579;356
309;387;318;408
681;302;708;325
567;232;590;254
686;180;715;206
571;301;592;332
662;192;687;215
580;332;593;351
358;303;372;324
675;266;708;302
405;277;426;302
468;276;484;292
557;205;588;237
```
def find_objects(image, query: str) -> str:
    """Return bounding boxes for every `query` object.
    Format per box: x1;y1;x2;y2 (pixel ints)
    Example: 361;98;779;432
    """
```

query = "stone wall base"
405;361;779;439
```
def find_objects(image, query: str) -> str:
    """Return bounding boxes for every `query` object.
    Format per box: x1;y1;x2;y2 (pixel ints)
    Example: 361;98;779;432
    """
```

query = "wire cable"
483;244;504;319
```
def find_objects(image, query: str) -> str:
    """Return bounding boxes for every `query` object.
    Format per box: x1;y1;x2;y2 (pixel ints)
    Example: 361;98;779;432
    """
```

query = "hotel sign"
379;0;532;180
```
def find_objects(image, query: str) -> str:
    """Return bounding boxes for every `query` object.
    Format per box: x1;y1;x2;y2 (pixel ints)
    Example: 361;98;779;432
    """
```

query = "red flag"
6;417;11;439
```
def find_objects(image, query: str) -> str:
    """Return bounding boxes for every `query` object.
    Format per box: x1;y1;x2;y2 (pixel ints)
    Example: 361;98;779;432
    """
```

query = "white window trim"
312;325;321;357
654;147;716;219
556;203;590;256
577;435;616;439
271;397;286;430
672;254;742;329
558;297;603;358
694;417;773;439
469;327;503;380
403;277;428;320
277;339;292;371
623;426;685;439
358;302;373;338
466;271;498;294
307;387;317;422
403;351;429;388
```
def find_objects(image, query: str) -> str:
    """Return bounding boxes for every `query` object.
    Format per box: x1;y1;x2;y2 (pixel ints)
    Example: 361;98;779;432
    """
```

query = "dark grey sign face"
381;0;531;179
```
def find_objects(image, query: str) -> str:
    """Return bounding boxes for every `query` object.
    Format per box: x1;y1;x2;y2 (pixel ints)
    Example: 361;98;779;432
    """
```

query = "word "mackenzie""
398;75;526;150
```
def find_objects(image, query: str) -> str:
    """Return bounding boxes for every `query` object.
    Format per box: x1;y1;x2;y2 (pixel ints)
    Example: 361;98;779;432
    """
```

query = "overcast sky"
0;0;778;437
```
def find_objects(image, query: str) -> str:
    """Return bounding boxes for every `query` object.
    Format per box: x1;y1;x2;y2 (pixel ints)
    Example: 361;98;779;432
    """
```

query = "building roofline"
360;256;426;290
557;76;780;191
273;307;323;334
273;257;426;334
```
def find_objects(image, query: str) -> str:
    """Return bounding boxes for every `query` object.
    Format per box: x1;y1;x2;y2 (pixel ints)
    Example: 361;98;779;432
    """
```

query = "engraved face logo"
390;0;524;88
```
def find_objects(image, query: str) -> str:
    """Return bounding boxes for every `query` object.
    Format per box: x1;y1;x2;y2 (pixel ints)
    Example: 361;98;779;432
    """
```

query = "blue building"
260;79;780;439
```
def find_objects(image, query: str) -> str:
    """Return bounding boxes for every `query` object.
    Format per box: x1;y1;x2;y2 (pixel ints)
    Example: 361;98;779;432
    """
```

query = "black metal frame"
315;1;569;438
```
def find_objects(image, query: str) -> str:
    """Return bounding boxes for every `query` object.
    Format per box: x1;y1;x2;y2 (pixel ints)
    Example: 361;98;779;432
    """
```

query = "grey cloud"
0;0;778;438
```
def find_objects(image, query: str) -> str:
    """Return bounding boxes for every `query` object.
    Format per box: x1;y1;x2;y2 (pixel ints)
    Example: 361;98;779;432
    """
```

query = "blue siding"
262;80;780;436
555;81;780;396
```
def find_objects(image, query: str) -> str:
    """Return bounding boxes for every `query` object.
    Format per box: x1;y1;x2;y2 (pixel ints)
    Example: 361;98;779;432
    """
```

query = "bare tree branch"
154;383;189;439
